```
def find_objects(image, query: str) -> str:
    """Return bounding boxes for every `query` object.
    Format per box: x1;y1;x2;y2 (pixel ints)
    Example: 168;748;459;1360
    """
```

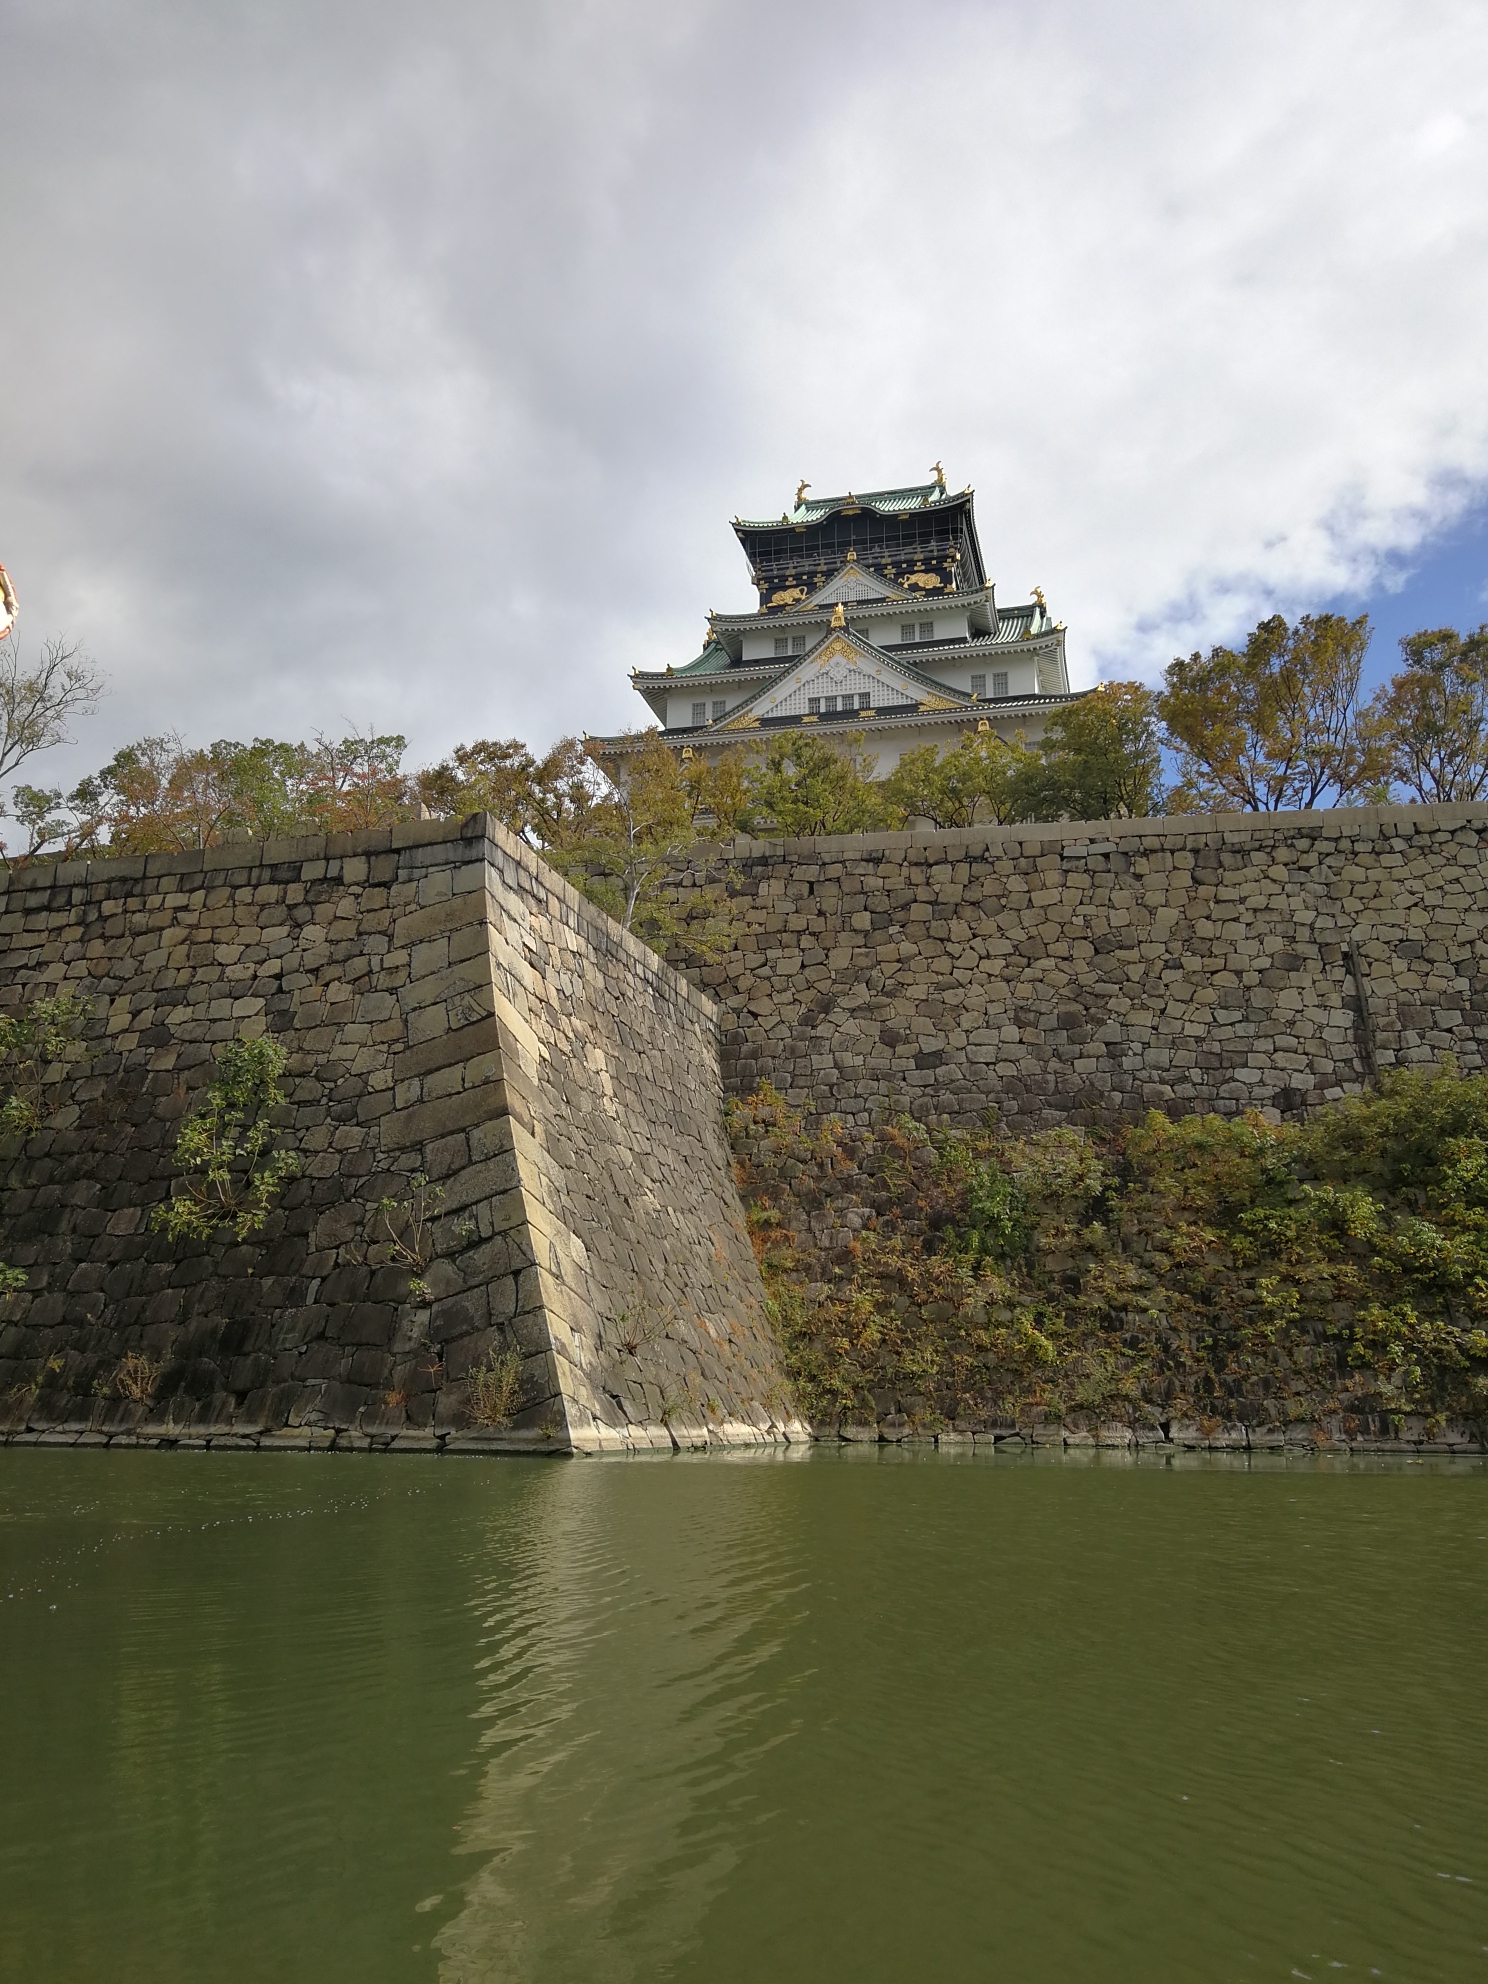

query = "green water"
1;1449;1485;1982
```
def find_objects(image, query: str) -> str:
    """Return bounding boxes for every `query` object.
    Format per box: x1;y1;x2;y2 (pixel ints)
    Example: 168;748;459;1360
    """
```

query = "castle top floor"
733;471;985;613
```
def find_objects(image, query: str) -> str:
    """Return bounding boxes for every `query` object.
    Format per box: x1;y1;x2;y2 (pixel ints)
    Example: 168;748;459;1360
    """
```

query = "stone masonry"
0;816;801;1454
667;803;1488;1129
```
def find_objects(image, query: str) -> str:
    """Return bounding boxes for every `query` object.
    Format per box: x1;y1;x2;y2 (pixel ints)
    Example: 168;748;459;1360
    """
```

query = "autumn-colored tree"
741;732;880;837
414;735;605;847
101;735;315;851
1017;681;1164;821
17;730;414;858
512;730;734;955
298;732;409;833
1158;613;1370;812
545;730;695;939
1355;624;1488;804
680;745;751;835
880;727;1036;828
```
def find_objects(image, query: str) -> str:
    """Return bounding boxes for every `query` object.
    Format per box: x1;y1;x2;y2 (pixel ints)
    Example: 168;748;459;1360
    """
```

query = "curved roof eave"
734;479;965;531
633;622;1064;688
706;582;995;629
588;689;1090;752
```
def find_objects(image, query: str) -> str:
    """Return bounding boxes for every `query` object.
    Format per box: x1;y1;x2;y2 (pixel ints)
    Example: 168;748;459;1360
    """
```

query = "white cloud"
2;0;1487;790
726;0;1488;681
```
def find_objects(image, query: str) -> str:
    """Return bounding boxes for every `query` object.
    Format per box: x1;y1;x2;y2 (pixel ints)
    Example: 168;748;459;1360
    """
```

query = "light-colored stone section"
473;823;805;1453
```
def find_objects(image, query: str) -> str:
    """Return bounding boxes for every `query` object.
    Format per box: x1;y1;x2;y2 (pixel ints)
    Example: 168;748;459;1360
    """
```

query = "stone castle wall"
667;803;1488;1129
0;817;799;1453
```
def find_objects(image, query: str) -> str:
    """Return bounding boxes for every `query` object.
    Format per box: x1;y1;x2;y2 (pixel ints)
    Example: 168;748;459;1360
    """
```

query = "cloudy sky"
4;0;1488;789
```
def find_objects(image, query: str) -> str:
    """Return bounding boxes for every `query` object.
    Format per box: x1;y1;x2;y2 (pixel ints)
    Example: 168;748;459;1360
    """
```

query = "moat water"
1;1446;1485;1983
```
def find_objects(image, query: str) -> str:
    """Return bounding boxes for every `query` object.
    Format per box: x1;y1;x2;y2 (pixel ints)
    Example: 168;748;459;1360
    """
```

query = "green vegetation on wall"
730;1064;1488;1432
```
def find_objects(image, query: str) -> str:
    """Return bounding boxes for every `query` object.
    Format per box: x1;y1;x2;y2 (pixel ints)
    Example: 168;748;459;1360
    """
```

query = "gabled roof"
803;561;909;607
712;625;981;733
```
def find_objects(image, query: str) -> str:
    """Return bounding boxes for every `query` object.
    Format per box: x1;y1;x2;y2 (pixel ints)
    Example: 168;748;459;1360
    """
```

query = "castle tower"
590;471;1082;777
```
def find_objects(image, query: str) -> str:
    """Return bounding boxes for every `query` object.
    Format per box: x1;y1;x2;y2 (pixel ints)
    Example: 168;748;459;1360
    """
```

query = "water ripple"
2;1448;1485;1983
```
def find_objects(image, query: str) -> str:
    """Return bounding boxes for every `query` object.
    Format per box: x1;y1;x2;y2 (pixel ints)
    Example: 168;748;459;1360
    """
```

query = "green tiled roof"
660;640;732;677
737;479;958;529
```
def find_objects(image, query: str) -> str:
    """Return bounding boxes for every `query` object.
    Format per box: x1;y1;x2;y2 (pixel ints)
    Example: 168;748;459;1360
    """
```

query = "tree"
16;729;416;858
546;730;692;934
0;632;103;788
0;631;105;857
414;734;605;847
533;731;735;955
880;728;1037;828
1016;681;1164;821
13;734;253;858
741;732;880;837
298;732;409;833
1158;612;1370;812
1355;624;1488;804
9;775;113;861
100;735;305;852
680;745;751;835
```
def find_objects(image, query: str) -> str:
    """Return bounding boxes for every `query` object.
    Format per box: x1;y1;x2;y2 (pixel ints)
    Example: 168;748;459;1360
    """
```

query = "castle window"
712;700;726;720
992;671;1009;698
807;696;821;714
900;623;916;643
691;701;707;724
858;692;872;709
970;673;986;697
919;620;935;641
774;637;790;657
791;634;807;652
824;696;838;714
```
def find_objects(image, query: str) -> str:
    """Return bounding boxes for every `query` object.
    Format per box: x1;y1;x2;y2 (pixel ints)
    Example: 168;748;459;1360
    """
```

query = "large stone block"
666;805;1488;1133
0;819;798;1455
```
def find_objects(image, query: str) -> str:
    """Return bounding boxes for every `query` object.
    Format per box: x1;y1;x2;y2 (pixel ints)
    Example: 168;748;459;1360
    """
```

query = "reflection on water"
1;1447;1485;1984
438;1459;812;1982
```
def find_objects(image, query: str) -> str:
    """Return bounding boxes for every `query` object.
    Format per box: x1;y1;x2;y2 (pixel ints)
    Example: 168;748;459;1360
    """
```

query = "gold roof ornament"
680;746;694;761
931;461;945;487
795;479;810;506
1032;586;1047;610
830;602;846;629
977;718;990;732
845;547;858;561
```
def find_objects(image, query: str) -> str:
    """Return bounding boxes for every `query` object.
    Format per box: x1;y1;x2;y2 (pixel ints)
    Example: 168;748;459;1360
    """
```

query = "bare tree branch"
0;631;105;785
